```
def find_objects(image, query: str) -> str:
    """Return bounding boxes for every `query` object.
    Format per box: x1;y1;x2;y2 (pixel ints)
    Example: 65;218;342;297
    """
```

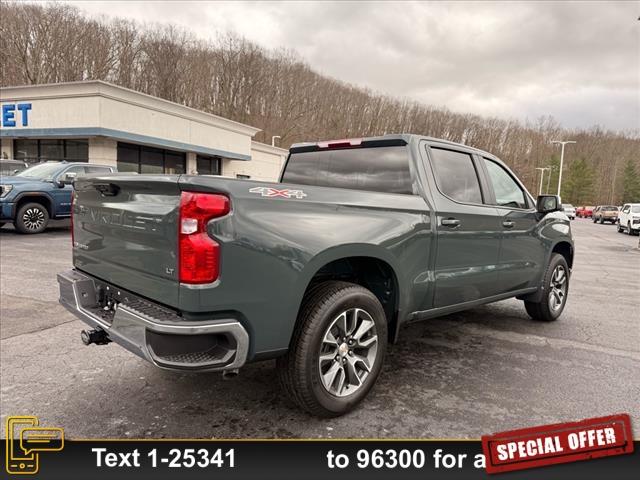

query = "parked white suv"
562;203;576;220
617;203;640;235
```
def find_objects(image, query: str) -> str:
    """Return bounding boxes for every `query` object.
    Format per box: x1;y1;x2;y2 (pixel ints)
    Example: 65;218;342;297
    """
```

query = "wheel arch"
292;246;404;345
551;240;574;270
14;193;54;218
518;239;573;303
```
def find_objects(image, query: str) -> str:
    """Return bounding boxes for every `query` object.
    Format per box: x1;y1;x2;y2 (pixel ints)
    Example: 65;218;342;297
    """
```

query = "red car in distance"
576;206;594;218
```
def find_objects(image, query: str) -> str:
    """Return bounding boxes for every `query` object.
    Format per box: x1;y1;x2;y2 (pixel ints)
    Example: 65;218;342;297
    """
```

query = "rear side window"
85;166;113;174
483;158;528;209
429;148;483;204
63;166;87;177
281;146;413;195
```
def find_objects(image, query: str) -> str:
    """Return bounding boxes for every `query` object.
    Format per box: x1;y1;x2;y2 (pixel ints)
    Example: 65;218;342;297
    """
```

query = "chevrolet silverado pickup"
58;134;574;416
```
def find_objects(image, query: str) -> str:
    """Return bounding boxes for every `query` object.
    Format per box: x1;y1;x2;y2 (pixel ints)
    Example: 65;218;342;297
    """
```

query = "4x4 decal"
249;186;307;199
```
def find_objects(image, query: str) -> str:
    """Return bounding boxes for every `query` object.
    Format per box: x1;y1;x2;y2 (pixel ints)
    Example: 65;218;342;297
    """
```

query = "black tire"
617;221;623;233
628;222;634;236
15;202;49;234
592;216;597;223
599;217;604;224
524;253;569;322
277;281;388;417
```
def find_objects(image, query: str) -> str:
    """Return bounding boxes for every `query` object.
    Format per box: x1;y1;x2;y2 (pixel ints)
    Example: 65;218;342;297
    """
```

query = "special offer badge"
482;414;633;474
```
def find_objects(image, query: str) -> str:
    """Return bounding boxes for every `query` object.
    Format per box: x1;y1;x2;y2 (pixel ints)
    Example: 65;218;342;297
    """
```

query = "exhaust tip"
222;369;239;380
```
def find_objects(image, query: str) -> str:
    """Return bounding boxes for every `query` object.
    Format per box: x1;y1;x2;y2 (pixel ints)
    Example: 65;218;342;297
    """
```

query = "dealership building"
0;80;287;180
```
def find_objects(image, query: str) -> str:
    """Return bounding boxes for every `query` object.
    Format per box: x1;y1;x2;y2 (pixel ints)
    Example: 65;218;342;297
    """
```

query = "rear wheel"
15;202;49;234
277;281;387;417
524;253;569;322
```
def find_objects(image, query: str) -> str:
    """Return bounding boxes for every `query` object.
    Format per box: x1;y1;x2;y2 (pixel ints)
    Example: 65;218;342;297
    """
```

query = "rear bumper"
57;269;249;372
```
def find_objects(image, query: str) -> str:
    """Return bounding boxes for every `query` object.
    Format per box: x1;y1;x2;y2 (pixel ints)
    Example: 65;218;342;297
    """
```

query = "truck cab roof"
290;133;493;157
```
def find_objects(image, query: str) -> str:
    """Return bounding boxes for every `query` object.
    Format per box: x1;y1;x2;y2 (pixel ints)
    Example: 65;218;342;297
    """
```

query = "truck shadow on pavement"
70;301;552;438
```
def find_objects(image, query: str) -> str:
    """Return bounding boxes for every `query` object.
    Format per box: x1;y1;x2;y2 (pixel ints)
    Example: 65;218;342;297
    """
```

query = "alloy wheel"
548;265;567;312
318;308;378;397
22;207;46;231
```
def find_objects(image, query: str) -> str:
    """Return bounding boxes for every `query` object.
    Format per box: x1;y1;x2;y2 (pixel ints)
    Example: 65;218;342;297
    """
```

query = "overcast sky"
69;1;639;132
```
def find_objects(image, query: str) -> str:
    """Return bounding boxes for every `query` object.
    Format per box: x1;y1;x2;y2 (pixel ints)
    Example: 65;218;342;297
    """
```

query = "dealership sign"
1;102;32;127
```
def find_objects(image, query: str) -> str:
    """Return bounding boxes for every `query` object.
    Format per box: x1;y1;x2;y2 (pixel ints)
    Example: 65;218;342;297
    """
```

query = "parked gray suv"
58;134;574;416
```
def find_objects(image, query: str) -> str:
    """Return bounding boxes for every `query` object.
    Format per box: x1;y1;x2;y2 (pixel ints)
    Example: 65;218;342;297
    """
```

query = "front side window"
429;147;483;204
483;158;528;209
282;146;413;195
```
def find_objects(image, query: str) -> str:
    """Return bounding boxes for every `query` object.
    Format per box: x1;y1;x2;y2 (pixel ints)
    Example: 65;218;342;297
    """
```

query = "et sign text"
2;103;32;127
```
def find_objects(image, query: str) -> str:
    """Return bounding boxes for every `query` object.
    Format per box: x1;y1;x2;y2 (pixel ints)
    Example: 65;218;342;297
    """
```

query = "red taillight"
178;192;230;284
71;190;75;247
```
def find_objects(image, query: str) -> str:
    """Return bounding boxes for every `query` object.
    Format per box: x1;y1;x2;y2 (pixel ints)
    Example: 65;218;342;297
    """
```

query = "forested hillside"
1;2;638;203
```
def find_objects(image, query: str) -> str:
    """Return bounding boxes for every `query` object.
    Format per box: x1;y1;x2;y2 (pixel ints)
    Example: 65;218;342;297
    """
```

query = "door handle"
441;218;461;227
502;220;515;229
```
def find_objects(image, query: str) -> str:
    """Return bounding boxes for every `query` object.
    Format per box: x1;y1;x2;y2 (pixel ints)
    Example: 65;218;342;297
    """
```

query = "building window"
196;155;221;175
13;139;88;164
236;174;251;179
117;142;185;174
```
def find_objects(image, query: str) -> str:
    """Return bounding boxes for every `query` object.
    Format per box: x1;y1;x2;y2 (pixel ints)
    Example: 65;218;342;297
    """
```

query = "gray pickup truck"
58;134;573;416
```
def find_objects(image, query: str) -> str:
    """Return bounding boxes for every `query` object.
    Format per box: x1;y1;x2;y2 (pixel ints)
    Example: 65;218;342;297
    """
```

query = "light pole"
535;167;550;195
551;140;576;197
546;165;556;194
271;135;281;147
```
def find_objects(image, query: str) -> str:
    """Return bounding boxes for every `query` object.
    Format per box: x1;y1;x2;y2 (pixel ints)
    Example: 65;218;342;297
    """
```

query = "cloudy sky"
69;1;639;132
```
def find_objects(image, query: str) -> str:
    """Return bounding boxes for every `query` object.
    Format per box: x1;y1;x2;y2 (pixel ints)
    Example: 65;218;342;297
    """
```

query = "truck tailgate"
72;175;181;308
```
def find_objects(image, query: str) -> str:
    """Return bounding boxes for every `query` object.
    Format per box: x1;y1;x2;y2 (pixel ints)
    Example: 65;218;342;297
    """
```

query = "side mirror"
536;195;562;215
58;172;77;187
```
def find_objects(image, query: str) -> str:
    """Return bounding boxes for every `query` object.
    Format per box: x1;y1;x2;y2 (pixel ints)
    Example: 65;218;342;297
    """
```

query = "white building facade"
0;80;287;181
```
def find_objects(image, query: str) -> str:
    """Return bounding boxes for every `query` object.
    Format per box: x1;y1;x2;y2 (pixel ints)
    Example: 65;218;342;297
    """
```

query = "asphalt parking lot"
1;219;639;439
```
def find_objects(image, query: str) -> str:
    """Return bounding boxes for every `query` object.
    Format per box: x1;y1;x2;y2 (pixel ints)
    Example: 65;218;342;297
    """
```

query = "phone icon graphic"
6;416;39;475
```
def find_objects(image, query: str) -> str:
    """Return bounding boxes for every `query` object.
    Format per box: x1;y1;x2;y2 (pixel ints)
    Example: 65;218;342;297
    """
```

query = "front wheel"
524;253;569;322
15;202;49;234
277;281;387;417
628;223;635;236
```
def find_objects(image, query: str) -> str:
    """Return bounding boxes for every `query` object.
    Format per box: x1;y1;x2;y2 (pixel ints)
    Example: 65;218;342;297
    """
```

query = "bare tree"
1;1;638;203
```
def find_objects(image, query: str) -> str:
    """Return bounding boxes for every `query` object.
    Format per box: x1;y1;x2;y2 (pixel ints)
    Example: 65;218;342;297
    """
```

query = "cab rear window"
281;146;413;195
